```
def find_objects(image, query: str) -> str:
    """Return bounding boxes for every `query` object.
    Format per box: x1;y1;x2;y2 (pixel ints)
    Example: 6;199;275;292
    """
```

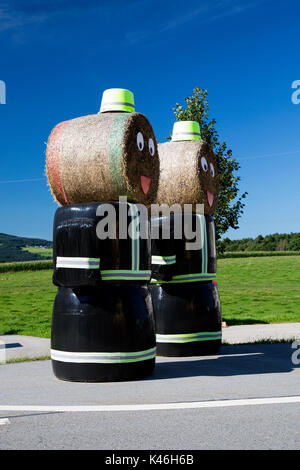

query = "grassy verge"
1;355;50;365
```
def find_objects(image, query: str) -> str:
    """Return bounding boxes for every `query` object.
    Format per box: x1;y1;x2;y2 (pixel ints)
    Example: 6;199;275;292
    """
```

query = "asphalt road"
1;343;300;450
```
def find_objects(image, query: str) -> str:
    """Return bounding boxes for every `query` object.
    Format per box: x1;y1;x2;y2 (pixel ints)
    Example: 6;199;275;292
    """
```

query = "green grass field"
22;246;53;258
0;256;299;338
217;256;300;325
0;270;56;337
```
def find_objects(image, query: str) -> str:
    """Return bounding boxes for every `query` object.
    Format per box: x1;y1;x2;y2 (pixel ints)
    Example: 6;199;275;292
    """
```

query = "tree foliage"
220;232;300;252
171;87;247;244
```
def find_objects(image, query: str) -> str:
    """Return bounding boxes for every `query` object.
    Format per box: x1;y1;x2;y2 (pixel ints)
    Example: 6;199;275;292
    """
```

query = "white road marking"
0;418;10;425
0;396;300;413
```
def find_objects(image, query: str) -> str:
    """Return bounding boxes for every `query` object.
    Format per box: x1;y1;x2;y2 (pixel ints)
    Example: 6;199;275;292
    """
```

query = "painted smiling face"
155;140;219;215
122;113;160;205
196;141;219;214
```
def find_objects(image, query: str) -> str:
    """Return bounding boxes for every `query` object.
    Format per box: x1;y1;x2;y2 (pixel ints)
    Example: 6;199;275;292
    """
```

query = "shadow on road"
150;343;298;380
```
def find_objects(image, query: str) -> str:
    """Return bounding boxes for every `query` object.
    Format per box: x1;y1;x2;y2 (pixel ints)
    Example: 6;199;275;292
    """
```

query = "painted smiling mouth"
207;190;214;207
141;175;151;195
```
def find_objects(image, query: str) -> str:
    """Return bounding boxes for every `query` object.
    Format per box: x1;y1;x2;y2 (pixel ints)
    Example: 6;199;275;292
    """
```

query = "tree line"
219;232;300;253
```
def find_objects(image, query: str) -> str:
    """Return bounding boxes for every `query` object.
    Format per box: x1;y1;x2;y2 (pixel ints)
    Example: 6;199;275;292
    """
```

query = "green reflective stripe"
151;255;176;265
150;273;216;284
101;270;151;281
195;214;206;274
51;346;156;364
211;219;216;258
128;203;140;271
156;331;222;344
203;215;208;274
108;114;132;197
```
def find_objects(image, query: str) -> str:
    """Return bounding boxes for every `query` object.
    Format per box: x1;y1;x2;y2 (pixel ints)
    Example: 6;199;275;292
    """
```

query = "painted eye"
210;163;215;178
148;138;155;156
201;157;208;172
137;132;144;151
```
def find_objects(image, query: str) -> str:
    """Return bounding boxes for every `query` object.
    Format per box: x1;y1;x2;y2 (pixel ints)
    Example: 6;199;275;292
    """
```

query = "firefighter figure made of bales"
46;89;160;382
150;120;222;356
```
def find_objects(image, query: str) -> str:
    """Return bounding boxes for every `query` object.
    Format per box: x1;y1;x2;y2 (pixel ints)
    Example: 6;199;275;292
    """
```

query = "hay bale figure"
46;88;159;206
47;89;157;382
156;121;219;214
150;121;222;356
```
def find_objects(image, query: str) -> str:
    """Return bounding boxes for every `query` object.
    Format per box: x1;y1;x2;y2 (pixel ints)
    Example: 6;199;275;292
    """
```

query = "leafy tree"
276;239;288;251
171;87;247;247
289;237;300;251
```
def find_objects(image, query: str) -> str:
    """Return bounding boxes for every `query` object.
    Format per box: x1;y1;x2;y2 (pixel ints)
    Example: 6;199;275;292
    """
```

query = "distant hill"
0;233;52;262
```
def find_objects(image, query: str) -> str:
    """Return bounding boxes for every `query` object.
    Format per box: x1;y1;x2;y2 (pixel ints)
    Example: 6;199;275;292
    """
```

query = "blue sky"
0;0;299;241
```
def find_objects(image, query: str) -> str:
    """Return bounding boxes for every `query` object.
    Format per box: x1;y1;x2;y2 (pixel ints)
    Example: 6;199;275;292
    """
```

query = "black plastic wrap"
53;201;151;287
150;214;216;283
149;281;222;356
51;284;156;382
151;215;177;282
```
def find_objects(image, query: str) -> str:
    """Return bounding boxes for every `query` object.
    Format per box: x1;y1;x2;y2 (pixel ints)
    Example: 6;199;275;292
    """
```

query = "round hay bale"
155;140;219;215
46;112;159;206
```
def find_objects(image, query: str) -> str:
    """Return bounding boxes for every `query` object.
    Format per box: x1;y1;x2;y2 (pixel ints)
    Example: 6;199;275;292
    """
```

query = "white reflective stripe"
156;331;222;343
151;255;176;265
51;347;156;364
56;257;100;269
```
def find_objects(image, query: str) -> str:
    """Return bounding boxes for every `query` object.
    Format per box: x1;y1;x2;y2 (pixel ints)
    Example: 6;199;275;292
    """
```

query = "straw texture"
46;112;159;206
155;140;219;215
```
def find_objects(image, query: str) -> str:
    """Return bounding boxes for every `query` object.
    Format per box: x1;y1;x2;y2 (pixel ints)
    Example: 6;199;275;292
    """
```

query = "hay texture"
46;112;159;206
155;140;219;215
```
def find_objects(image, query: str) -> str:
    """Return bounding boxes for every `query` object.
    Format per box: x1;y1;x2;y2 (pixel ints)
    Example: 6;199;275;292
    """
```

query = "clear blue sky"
0;0;299;241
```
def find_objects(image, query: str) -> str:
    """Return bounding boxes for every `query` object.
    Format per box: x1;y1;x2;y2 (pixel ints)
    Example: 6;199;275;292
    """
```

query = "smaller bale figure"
47;89;157;381
155;120;218;213
150;121;222;356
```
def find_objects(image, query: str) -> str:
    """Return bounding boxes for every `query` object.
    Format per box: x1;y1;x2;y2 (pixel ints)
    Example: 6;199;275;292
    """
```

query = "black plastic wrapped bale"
51;285;156;382
150;213;221;356
149;281;221;356
151;214;217;283
151;215;177;282
53;201;151;287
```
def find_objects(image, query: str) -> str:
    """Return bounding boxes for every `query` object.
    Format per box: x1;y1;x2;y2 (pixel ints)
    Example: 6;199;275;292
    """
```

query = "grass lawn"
0;256;299;338
217;255;300;325
0;270;56;337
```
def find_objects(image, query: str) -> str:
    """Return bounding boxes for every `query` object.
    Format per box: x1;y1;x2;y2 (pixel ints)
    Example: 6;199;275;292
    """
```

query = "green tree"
171;87;247;246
